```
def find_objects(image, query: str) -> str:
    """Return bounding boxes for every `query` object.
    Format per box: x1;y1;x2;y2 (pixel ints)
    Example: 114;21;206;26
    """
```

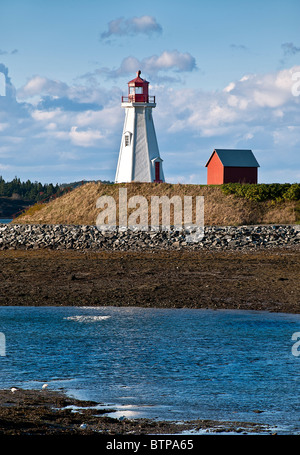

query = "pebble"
0;223;299;251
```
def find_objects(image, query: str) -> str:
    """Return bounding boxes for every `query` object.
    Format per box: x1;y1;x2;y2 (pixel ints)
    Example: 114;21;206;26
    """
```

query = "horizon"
0;0;299;185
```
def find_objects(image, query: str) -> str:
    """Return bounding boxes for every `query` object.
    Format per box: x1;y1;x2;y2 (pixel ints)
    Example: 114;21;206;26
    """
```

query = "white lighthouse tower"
115;71;165;183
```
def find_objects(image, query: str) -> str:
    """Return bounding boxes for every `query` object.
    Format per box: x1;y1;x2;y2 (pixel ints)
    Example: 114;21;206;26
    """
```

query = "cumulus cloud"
69;126;103;147
101;15;162;40
161;66;300;134
1;63;300;183
17;76;69;99
151;65;300;182
92;50;197;81
0;67;123;181
17;75;113;113
144;50;196;72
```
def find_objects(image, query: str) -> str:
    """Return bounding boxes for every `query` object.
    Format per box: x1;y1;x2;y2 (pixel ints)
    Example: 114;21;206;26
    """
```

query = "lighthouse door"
155;162;160;181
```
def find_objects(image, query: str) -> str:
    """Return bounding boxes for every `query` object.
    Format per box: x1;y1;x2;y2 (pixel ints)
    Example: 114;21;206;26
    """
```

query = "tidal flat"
0;248;299;313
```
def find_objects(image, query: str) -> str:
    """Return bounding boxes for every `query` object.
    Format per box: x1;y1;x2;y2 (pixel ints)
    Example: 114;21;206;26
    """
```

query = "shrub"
282;183;300;201
221;183;300;201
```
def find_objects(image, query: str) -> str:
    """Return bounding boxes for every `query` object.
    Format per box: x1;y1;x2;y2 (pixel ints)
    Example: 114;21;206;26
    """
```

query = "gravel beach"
0;388;272;436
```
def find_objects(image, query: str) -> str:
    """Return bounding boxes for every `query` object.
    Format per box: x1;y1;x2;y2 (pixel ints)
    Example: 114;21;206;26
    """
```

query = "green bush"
282;183;300;201
221;183;300;202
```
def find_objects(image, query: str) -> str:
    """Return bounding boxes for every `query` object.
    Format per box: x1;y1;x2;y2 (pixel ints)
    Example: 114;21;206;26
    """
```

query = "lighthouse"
115;71;165;183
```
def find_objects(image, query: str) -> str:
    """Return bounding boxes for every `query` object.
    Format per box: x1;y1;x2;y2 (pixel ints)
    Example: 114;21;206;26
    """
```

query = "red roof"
128;70;148;85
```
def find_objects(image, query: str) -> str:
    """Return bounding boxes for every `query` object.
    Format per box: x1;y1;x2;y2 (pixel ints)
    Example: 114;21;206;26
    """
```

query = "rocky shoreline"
0;388;272;436
1;223;300;251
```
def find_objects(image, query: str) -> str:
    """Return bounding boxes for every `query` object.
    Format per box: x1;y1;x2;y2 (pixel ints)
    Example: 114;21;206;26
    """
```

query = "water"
0;306;300;434
0;219;12;224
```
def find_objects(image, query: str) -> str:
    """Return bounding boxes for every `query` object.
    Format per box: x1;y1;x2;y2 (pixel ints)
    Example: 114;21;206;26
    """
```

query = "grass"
13;182;300;226
14;202;47;219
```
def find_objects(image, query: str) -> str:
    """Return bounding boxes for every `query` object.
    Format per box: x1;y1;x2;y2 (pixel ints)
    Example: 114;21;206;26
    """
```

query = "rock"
1;223;298;251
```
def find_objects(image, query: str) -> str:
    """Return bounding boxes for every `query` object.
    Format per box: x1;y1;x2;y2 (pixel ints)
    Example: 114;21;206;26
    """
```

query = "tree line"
0;176;64;202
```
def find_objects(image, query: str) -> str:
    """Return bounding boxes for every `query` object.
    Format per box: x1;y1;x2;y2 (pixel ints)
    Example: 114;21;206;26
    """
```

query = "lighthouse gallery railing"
122;95;156;103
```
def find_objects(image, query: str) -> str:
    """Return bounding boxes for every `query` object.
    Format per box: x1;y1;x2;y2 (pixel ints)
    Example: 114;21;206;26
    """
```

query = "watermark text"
96;188;204;243
0;72;5;97
291;332;300;357
0;332;6;356
292;71;300;97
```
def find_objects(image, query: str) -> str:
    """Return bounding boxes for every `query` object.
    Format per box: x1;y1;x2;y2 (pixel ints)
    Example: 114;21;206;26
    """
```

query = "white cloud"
101;15;162;40
1;64;300;183
144;50;196;73
18;76;68;99
229;67;300;108
152;66;300;180
96;50;197;80
69;126;103;147
223;82;235;93
0;122;9;132
32;109;58;121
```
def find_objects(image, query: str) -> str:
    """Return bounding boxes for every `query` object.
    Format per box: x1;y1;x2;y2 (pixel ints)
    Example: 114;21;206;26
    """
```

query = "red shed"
205;149;260;184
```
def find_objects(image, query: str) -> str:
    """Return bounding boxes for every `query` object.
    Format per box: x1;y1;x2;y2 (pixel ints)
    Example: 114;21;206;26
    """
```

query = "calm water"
0;219;12;224
0;306;300;434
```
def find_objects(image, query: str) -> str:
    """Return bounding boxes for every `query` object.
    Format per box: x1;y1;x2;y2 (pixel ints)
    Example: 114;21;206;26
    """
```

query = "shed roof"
205;149;260;168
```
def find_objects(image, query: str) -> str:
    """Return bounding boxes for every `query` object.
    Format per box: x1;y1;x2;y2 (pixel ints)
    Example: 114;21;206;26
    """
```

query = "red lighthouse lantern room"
122;70;155;104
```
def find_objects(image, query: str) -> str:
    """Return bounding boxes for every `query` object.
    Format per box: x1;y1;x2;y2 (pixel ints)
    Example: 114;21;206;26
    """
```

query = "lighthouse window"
125;134;130;147
129;87;135;94
135;87;143;94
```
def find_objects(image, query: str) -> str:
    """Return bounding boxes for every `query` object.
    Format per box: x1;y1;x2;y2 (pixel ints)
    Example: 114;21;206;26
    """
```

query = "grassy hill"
12;182;300;226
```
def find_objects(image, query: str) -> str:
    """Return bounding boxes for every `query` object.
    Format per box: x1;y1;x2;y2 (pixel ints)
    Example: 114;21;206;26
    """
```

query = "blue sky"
0;0;299;184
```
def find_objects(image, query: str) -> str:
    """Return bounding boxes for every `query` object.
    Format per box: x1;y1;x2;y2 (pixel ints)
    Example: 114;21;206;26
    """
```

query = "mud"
0;388;271;436
0;248;299;313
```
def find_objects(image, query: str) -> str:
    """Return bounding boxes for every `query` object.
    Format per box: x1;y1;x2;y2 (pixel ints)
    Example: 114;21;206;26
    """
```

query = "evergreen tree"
0;177;64;201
